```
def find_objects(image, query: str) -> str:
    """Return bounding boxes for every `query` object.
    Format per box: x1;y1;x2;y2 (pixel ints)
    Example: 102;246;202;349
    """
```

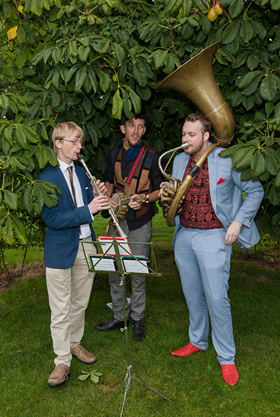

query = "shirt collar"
58;158;74;173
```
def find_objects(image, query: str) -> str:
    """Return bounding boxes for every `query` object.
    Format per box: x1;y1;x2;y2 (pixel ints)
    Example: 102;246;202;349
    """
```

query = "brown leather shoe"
70;345;97;365
47;363;70;387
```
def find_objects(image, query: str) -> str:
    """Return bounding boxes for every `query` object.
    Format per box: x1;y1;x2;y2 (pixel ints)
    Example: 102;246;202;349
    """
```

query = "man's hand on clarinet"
92;179;107;196
88;195;110;215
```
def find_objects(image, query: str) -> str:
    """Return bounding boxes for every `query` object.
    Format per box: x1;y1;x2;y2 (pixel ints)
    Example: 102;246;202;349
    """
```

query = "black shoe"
94;318;129;332
132;320;146;341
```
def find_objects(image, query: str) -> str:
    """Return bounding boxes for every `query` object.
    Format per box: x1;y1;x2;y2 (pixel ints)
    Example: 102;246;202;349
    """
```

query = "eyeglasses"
61;139;84;146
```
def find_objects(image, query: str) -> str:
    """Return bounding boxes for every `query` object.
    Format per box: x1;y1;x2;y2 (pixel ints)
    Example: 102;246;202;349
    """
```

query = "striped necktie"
67;166;77;207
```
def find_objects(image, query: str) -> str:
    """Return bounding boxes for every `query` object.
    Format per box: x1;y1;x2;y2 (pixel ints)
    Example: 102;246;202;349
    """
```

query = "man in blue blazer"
37;122;109;387
160;113;264;386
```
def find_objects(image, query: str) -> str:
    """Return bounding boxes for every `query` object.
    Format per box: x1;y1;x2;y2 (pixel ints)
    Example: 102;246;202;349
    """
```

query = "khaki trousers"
46;237;96;367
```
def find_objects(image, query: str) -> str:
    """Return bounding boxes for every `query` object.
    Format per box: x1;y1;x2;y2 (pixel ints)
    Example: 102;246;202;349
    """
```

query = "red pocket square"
217;178;226;185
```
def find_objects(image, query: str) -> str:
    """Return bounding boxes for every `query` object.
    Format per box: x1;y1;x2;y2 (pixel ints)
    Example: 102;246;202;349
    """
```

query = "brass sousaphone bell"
156;42;235;226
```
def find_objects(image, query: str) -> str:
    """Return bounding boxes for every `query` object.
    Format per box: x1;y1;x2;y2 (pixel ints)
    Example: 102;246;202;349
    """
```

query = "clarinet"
78;154;128;239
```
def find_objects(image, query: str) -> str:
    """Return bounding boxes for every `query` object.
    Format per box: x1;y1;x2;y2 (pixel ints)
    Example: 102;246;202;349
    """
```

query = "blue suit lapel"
208;148;218;214
54;166;76;208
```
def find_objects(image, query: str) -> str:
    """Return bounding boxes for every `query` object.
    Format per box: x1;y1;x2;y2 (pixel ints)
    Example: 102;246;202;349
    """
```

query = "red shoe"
221;364;239;386
171;343;203;357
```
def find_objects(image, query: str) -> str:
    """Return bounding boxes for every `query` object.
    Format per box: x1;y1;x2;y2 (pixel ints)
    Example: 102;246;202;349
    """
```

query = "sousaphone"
156;42;235;226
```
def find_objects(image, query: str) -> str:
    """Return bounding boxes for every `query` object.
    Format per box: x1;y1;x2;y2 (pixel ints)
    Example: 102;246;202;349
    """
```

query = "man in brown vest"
94;114;163;341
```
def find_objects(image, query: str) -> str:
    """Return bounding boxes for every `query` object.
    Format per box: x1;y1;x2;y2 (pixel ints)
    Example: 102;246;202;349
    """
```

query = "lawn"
0;211;280;416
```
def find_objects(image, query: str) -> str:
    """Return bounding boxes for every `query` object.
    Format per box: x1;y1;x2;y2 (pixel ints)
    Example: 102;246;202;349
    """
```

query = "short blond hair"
52;122;84;153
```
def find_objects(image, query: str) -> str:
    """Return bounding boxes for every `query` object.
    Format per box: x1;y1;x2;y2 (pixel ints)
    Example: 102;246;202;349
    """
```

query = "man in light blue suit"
37;122;109;387
160;113;264;386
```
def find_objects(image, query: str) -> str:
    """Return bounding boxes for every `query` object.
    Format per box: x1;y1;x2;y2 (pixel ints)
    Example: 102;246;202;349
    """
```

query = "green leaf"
4;125;13;145
14;128;28;149
235;148;255;169
77;45;90;62
264;150;278;175
0;94;9;110
251;150;265;177
243;77;261;96
90;375;99;384
112;89;123;119
247;52;259;70
126;87;141;114
51;90;61;107
271;0;280;10
31;0;43;15
97;69;111;93
122;90;133;120
78;374;90;381
10;214;27;244
17;24;26;43
260;75;277;101
222;21;241;44
24;80;44;91
235;71;261;89
232;51;250;69
82;96;92;115
240;19;254;43
97;39;110;54
229;0;244;19
65;64;80;84
275;170;280;188
88;67;98;94
3;216;13;245
230;90;243;107
200;13;211;35
114;44;126;66
75;66;88;91
250;20;267;40
152;49;168;69
4;190;18;210
268;183;280;205
132;62;147;86
51;69;60;89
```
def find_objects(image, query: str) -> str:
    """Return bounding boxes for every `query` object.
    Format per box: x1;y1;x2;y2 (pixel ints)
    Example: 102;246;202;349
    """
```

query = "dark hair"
120;113;150;127
184;113;211;135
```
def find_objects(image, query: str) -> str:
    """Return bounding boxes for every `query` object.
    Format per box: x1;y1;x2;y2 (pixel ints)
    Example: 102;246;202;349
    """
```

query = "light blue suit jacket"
172;145;264;251
37;164;96;269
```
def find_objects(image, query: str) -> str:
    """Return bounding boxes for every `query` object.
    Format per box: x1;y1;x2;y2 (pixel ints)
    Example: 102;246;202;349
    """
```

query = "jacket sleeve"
231;170;264;228
40;200;93;230
38;167;94;230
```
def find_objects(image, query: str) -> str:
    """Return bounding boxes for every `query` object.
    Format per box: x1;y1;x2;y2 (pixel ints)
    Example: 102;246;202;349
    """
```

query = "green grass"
1;211;280;416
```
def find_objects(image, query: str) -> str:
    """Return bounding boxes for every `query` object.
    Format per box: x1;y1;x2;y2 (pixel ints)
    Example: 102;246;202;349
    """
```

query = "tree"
0;0;280;248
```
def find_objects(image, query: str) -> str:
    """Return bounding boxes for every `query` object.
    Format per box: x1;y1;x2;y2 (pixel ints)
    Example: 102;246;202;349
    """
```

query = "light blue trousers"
174;227;236;365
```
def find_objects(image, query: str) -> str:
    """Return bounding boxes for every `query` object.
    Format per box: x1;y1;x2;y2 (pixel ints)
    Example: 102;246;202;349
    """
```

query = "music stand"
82;238;172;416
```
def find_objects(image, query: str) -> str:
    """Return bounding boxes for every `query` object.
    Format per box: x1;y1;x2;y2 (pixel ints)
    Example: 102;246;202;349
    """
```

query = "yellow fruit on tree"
214;4;223;15
207;7;218;22
17;5;24;14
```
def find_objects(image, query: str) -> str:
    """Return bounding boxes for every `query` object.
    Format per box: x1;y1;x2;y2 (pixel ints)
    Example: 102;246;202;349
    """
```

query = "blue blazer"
37;165;96;269
172;145;264;251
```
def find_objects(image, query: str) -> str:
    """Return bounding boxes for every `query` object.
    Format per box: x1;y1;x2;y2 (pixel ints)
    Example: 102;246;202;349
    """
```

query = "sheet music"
88;254;116;271
98;237;132;256
122;257;149;274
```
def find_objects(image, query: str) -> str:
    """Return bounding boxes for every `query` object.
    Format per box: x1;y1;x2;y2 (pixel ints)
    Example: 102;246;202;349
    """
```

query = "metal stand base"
109;274;172;417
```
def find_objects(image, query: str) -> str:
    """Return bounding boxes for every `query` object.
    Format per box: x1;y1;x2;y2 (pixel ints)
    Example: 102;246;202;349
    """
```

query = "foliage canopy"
1;0;280;246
